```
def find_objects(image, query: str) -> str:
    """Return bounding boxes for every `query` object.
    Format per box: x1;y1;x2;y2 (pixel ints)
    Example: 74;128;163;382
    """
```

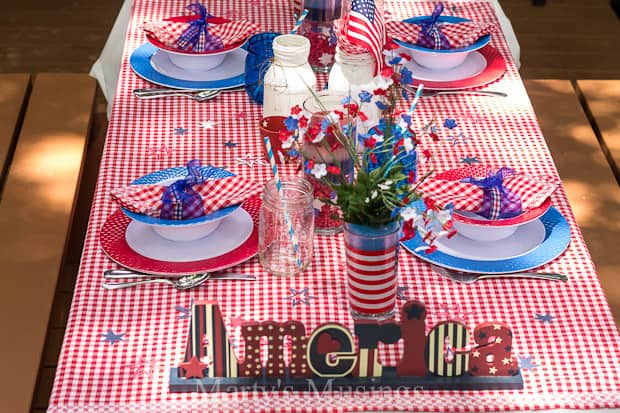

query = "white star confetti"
199;120;217;130
235;154;266;168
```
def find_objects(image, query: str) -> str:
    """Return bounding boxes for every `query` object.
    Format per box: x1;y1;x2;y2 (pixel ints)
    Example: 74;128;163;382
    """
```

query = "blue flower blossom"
340;95;351;104
284;116;298;131
401;88;409;100
375;101;388;111
400;113;412;127
358;90;373;103
320;118;331;132
388;56;402;66
444;118;457;129
400;66;414;85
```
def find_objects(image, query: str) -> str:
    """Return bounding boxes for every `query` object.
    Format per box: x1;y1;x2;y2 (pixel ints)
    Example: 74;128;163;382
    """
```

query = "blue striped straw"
290;9;309;34
262;136;303;268
408;83;425;114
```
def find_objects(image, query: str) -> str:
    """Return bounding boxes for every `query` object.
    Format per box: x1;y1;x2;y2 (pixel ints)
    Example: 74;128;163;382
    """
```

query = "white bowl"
453;211;519;242
148;219;223;242
393;15;491;71
146;36;244;72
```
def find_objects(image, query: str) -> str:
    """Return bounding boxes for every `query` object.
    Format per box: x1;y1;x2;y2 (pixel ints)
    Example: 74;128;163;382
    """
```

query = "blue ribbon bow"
417;3;451;50
176;3;222;52
160;160;206;220
461;167;522;220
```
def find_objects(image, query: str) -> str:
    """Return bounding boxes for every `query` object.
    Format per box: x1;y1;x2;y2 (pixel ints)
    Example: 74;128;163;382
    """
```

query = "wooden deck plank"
576;80;620;181
524;79;620;327
0;74;30;194
0;73;95;413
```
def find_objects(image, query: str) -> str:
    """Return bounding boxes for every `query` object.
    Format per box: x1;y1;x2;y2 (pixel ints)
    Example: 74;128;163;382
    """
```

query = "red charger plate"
100;196;260;276
410;45;507;90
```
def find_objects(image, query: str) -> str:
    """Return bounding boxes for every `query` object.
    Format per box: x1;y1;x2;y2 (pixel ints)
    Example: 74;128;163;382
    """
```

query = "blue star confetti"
175;298;194;320
518;354;540;371
397;285;409;300
101;329;125;345
443;118;457;129
535;312;556;323
224;140;238;148
174;127;187;135
284;287;316;307
445;132;471;146
461;155;480;165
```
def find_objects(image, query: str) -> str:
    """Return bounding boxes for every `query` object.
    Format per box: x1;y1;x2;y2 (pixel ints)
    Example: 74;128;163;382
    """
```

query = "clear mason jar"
259;177;314;276
302;92;355;235
263;34;317;117
298;0;341;73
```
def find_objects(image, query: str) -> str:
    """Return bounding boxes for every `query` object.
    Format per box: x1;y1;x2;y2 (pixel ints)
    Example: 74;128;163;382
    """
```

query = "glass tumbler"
259;177;314;276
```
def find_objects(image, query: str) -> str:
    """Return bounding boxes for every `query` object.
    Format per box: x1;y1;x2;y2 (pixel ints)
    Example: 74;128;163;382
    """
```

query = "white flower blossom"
311;163;327;179
281;135;296;149
378;180;393;191
403;137;415;153
327;111;341;123
373;75;393;90
371;190;378;199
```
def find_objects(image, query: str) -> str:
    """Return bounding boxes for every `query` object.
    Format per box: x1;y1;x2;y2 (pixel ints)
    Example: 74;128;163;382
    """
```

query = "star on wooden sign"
179;356;208;379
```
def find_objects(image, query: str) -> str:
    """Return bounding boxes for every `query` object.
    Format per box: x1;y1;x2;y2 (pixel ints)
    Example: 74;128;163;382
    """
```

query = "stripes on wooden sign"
346;242;398;315
426;321;470;377
180;300;238;378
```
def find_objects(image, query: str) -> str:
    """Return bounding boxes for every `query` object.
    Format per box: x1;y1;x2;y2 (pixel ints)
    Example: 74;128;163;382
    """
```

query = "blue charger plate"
401;207;571;274
122;165;240;226
393;16;491;54
130;43;245;90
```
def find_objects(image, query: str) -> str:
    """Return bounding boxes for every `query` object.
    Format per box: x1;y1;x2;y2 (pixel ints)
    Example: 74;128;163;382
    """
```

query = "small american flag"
342;0;385;74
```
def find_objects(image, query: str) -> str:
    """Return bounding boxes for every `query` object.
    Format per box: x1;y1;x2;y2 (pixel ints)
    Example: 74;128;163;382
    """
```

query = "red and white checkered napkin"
110;175;262;218
386;19;496;49
142;18;259;52
417;165;557;213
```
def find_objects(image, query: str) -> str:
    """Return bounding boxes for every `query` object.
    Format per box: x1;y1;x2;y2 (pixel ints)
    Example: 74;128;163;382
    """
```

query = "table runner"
49;0;620;411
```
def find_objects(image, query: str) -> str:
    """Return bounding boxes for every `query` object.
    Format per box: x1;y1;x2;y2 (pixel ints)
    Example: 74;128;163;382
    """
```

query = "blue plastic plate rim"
130;43;245;90
401;206;571;274
121;165;240;226
393;16;491;54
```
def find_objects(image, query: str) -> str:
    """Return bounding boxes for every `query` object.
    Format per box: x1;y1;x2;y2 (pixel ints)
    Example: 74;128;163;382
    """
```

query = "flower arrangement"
279;42;454;246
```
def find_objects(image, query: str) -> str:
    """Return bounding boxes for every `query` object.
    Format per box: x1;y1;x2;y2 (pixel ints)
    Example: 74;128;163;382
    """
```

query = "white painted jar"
263;35;317;117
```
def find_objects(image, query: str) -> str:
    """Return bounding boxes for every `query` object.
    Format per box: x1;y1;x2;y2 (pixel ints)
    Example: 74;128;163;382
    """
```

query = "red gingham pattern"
142;19;259;51
386;19;497;49
418;165;557;213
111;175;261;218
48;1;620;412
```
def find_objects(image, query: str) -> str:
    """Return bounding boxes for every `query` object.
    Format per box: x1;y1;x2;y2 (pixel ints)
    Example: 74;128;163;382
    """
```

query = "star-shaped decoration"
318;52;334;66
489;366;498;375
124;357;162;378
235;154;266;168
471;350;480;358
180;356;208;378
234;111;248;120
396;285;409;300
493;325;502;330
535;312;556;323
224;140;238;148
199;120;217;130
229;315;246;328
284;287;315;307
518;354;540;371
174;127;187;135
461;155;480;165
494;336;503;344
445;132;471;146
436;303;473;324
101;329;125;345
146;144;174;160
501;357;511;365
175;298;194;320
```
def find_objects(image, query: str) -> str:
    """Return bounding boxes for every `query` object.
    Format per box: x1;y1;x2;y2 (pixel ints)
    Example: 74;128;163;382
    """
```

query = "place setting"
99;160;262;283
387;3;507;91
401;164;572;277
130;3;259;91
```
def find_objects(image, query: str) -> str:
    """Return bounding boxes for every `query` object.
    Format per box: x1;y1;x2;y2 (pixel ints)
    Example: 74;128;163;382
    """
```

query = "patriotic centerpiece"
278;45;453;319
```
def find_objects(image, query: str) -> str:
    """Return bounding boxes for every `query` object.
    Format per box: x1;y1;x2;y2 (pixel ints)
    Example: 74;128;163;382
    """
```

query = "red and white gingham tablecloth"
48;0;620;412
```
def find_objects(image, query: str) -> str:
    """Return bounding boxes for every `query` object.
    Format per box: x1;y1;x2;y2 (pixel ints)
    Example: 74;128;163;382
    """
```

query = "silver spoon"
431;265;569;284
133;88;221;101
102;273;211;290
405;86;507;98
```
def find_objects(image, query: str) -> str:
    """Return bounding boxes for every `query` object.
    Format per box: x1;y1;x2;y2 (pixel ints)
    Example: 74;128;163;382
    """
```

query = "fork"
133;86;244;101
405;86;507;98
431;265;569;284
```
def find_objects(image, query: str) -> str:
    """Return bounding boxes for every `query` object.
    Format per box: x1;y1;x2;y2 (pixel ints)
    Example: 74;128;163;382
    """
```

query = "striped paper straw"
408;83;425;114
290;9;309;34
262;136;303;268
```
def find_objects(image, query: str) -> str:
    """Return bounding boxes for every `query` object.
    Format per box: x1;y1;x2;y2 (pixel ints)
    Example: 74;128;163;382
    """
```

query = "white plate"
151;47;246;82
125;208;253;262
433;219;546;261
404;50;486;82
